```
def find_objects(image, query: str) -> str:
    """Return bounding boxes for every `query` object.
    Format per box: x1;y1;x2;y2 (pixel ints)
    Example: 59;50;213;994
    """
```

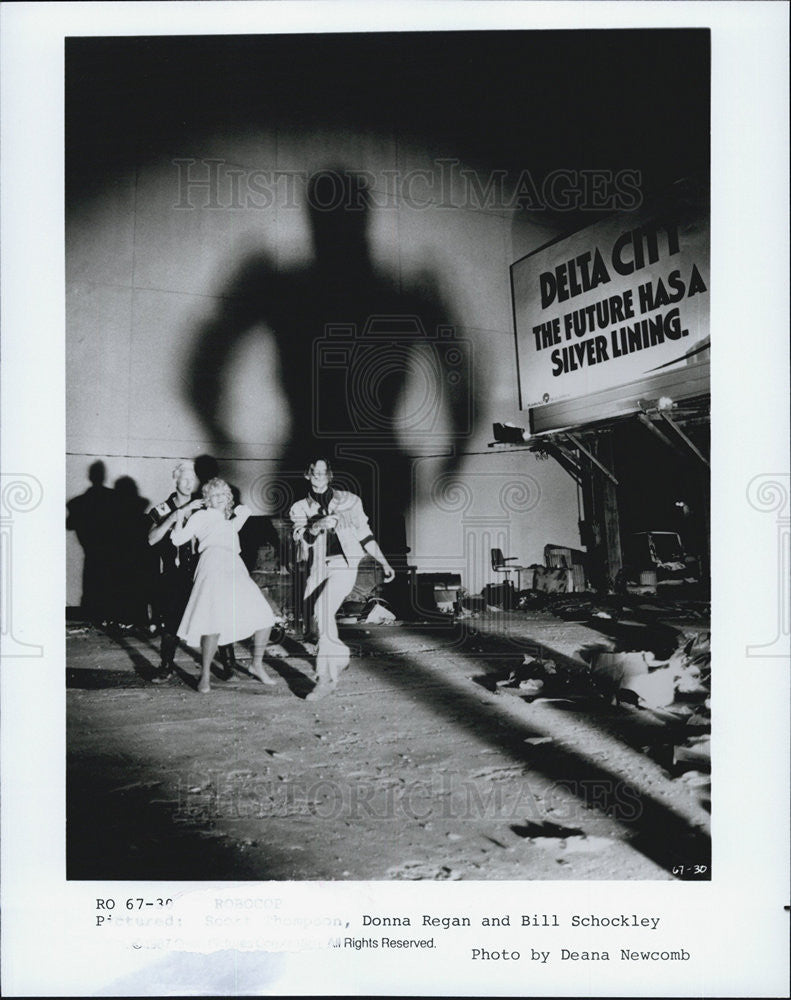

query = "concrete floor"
66;607;711;882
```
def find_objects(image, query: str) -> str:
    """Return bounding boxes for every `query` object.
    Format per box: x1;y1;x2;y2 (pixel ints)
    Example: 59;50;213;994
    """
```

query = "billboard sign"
511;183;709;411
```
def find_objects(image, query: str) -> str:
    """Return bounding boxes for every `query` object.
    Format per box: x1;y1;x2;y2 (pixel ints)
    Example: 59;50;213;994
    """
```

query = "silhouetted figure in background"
114;476;154;627
186;168;471;599
67;461;121;625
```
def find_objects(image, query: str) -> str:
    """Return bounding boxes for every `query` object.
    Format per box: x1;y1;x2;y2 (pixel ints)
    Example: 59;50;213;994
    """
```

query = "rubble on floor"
67;608;711;880
531;591;710;623
454;588;710;628
487;631;711;782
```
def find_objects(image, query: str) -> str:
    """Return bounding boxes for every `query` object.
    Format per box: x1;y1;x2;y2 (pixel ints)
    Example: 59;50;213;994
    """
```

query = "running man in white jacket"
290;458;394;700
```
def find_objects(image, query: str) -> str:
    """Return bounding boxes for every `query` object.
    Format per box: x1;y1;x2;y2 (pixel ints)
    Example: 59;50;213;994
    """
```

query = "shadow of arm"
183;254;275;446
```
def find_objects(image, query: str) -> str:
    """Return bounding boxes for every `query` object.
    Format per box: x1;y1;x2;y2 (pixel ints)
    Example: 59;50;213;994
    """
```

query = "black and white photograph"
61;24;716;883
1;2;788;996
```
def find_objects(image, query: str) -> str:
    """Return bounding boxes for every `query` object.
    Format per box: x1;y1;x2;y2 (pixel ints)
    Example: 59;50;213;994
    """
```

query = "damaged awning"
517;390;710;481
527;359;709;435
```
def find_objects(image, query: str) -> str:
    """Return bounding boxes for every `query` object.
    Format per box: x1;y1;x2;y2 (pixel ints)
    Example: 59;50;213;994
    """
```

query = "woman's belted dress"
172;505;274;647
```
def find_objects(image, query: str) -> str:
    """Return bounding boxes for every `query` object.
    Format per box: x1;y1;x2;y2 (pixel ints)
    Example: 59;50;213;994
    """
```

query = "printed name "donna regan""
362;915;472;929
362;915;411;926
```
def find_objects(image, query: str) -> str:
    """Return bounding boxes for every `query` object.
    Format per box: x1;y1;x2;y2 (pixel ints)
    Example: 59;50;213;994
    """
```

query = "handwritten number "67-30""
672;865;708;876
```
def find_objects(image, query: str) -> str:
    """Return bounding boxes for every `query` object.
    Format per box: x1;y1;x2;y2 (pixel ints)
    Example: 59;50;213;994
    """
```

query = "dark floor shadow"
551;596;705;658
94;621;194;659
111;627;204;688
66;765;325;881
126;625;204;668
539;698;688;766
66;620;709;878
511;820;585;840
254;657;315;699
400;624;705;757
114;628;224;689
78;627;314;694
579;617;681;658
103;630;161;682
270;632;315;666
225;656;296;692
169;662;199;690
338;621;710;877
66;668;153;690
66;638;196;690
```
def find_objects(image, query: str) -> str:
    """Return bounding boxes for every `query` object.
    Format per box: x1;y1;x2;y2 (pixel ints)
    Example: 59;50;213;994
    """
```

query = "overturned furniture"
622;531;699;591
530;544;588;593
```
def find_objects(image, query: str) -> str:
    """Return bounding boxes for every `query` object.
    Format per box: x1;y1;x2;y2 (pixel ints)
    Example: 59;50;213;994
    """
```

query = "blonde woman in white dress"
171;478;276;693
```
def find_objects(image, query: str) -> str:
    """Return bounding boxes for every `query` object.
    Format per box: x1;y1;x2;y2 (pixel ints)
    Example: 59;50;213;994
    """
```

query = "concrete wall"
66;126;581;606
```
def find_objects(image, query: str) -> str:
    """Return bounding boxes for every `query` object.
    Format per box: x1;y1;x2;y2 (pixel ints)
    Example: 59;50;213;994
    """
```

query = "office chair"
491;548;529;591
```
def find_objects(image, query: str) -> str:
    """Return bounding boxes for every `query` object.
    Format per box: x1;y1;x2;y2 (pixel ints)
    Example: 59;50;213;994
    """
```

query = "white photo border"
1;2;788;996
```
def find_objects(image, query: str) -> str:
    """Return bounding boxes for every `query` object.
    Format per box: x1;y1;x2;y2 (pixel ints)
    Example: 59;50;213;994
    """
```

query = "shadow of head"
89;460;106;487
114;475;140;500
195;454;220;486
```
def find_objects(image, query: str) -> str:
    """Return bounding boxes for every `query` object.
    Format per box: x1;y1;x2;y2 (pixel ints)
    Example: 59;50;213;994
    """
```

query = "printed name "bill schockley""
571;914;661;929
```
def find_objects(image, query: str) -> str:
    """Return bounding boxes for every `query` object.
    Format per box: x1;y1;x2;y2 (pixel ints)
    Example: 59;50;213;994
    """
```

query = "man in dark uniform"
147;460;201;681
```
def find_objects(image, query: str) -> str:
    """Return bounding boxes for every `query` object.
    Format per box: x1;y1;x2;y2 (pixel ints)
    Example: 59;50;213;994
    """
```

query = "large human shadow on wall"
185;169;472;577
66;461;117;623
113;475;156;626
67;462;154;625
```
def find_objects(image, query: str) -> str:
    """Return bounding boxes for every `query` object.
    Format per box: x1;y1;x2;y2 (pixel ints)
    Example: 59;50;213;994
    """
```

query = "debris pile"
338;597;398;626
548;593;710;623
493;654;594;701
359;598;397;625
474;588;711;625
490;631;711;781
